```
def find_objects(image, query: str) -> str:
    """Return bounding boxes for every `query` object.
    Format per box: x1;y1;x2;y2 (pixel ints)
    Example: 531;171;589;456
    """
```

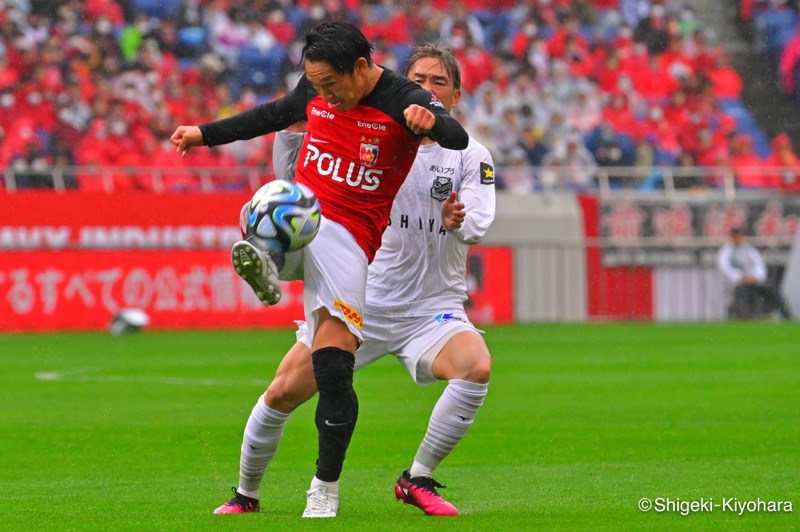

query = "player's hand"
169;125;204;157
404;104;436;134
442;191;465;231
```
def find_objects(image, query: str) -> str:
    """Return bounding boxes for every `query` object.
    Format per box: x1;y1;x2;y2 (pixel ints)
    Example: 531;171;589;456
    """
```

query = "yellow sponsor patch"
334;299;363;330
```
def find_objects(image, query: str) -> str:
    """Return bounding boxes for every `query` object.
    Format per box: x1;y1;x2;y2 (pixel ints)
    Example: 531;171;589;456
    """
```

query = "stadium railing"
2;165;799;196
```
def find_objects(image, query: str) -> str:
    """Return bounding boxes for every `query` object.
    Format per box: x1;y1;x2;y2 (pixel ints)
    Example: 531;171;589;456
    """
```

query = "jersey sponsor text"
310;107;335;120
303;144;382;191
357;120;387;131
334;299;363;329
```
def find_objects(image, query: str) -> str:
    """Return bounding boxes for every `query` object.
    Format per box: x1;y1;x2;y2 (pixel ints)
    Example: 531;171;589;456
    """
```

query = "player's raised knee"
468;355;492;384
265;378;304;412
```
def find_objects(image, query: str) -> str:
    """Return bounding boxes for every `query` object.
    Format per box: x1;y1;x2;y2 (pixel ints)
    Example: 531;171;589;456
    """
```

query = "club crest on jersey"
430;177;453;202
359;143;379;167
480;162;495;185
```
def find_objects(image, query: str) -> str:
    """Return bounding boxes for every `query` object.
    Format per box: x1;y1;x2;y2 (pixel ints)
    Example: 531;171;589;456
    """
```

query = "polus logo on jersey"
303;144;382;191
430;177;452;202
359;142;379;167
334;299;363;329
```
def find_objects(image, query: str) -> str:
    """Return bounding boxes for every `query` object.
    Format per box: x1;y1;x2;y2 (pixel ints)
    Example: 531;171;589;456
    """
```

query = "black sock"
312;347;358;482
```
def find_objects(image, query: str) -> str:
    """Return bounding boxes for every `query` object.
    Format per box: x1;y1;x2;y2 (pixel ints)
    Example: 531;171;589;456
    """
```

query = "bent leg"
238;341;316;498
410;331;491;478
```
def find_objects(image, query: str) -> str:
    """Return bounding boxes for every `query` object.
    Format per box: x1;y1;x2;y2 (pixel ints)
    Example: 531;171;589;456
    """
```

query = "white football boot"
302;485;340;518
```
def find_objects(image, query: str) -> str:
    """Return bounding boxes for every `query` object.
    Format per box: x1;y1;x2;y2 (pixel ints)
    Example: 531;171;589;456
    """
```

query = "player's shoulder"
464;135;493;161
373;68;443;107
442;135;493;167
378;68;418;90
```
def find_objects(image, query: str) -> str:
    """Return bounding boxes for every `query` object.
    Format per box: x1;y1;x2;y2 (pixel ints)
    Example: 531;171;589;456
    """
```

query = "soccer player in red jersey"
211;44;493;519
170;21;468;518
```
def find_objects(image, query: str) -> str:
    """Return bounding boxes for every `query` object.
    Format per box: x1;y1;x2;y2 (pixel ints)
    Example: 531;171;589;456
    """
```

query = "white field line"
35;368;270;387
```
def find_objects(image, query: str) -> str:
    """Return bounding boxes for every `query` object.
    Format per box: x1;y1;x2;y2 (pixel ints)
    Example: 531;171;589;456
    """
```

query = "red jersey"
200;68;468;261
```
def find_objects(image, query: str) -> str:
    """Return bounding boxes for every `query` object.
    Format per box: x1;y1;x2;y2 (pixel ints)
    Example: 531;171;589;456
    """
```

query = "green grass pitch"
1;323;798;530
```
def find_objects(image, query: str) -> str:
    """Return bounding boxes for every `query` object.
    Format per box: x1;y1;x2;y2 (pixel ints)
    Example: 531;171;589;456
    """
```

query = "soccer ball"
241;180;321;252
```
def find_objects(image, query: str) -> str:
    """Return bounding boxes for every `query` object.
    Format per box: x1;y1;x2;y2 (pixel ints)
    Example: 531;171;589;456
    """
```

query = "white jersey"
366;137;496;317
272;131;496;317
272;130;304;182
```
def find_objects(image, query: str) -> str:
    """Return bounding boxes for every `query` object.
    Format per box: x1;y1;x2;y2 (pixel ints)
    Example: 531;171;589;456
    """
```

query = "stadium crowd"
1;0;799;192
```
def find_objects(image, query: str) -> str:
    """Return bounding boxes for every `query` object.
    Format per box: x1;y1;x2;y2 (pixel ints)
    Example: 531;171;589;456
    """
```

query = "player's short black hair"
301;21;373;75
403;44;462;90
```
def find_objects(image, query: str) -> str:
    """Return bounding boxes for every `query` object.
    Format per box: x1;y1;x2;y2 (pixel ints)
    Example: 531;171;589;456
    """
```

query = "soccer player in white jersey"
214;44;495;518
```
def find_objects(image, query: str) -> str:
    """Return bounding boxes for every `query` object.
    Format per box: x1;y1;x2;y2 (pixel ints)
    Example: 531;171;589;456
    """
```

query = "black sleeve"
401;83;469;151
428;107;469;150
199;77;312;147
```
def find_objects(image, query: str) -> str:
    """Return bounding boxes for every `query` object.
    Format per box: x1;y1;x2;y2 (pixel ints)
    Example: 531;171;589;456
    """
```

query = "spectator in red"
661;36;695;83
563;34;595;78
641;105;681;156
706;49;743;98
453;28;493;94
779;29;800;96
511;16;539;61
613;24;636;62
592;0;619;8
0;45;20;89
356;4;389;44
83;0;125;26
663;89;692;130
265;8;295;45
694;126;732;187
594;45;630;94
548;14;589;59
631;51;678;103
16;78;58;135
730;133;768;188
0;88;16;151
764;132;800;191
602;92;639;137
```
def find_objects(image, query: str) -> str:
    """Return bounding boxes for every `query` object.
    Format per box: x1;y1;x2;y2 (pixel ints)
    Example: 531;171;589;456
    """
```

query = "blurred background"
2;0;799;331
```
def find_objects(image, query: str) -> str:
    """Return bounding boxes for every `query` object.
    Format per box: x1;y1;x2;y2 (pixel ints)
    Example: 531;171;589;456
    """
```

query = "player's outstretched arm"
403;103;468;150
404;104;437;135
169;125;204;157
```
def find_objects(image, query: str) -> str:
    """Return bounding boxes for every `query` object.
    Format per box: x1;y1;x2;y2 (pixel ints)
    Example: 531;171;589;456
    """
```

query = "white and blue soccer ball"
240;180;321;252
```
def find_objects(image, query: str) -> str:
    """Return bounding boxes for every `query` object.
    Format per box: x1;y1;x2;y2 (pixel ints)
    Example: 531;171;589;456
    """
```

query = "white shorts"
296;309;483;385
288;216;368;345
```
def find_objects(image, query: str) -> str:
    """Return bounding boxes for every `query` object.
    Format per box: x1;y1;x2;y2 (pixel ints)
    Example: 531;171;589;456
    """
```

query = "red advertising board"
1;192;514;331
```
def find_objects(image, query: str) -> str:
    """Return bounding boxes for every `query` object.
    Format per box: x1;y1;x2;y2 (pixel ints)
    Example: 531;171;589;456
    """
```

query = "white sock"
409;379;488;478
237;393;291;498
310;476;339;496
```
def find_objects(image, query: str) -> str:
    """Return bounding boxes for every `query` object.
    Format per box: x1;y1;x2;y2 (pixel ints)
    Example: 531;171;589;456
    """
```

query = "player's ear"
452;88;462;108
354;57;369;75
